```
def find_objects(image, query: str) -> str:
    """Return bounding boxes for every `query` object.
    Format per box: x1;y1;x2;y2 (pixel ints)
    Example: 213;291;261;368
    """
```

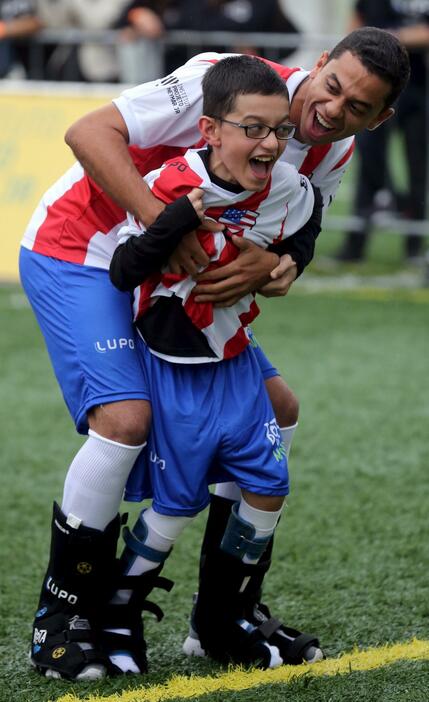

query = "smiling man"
289;43;399;147
20;28;410;681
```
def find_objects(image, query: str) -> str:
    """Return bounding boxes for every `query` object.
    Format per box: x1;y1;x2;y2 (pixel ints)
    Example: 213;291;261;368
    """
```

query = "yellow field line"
53;638;429;702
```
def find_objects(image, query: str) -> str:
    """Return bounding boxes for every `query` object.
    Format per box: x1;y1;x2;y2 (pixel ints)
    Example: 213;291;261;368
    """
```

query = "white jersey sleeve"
310;137;355;210
113;52;237;149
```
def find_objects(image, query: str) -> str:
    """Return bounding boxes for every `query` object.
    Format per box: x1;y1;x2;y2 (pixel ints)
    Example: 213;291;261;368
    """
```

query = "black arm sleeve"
109;195;202;292
267;185;324;277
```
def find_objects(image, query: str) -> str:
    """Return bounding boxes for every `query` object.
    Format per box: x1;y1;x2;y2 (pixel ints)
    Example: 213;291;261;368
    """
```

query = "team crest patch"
77;561;92;575
52;646;66;659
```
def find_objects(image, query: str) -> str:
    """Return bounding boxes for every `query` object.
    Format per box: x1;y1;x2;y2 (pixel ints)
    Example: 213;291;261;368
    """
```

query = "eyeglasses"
212;117;296;140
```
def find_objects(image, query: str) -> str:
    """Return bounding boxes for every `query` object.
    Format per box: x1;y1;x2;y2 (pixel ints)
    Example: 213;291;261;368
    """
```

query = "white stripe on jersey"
20;53;353;270
83;221;127;268
21;162;85;250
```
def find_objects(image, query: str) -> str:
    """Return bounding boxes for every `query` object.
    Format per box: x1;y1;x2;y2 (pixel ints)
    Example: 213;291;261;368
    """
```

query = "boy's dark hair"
202;55;289;117
328;27;410;107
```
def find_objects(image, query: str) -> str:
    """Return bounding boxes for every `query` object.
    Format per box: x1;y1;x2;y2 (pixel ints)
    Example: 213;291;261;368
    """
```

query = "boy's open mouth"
249;155;275;180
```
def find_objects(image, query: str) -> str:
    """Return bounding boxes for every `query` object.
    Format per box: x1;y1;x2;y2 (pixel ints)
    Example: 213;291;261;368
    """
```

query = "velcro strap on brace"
220;503;272;561
115;571;174;594
122;526;172;563
257;617;283;640
141;599;165;621
45;628;94;647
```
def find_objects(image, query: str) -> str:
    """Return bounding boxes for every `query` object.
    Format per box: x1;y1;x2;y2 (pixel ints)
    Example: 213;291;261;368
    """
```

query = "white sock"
114;508;194;607
61;429;145;530
126;507;195;576
109;508;194;673
280;422;298;458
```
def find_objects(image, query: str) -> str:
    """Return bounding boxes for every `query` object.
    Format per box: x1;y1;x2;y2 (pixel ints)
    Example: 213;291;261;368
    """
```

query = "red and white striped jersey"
120;148;314;362
115;52;355;207
21;52;354;269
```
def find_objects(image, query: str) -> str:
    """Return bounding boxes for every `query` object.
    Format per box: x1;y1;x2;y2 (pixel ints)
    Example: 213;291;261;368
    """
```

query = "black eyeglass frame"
211;116;296;140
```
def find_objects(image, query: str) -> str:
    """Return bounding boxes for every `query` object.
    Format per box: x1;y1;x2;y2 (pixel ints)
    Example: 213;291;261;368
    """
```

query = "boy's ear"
199;115;221;146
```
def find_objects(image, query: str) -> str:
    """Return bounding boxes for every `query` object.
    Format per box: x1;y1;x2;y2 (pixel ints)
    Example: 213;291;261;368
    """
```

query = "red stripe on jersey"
299;144;332;177
197;230;218;258
151;157;204;204
184;294;214;330
258;59;301;82
182;236;238;329
223;327;249;359
32;144;188;263
223;300;259;359
204;177;272;231
239;299;259;329
272;202;289;246
136;274;162;318
192;136;207;149
130;144;188;176
236;178;272;211
331;140;355;170
32;176;125;263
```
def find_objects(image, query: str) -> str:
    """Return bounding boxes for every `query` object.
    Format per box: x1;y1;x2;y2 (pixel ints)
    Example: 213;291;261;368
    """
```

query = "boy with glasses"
107;54;323;673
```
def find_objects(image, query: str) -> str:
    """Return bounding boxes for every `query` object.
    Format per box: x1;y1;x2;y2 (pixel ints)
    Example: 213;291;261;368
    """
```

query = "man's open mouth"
314;110;335;132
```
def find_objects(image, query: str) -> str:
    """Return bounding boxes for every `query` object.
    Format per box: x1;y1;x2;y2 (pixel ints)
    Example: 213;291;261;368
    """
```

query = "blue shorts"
19;248;150;434
19;249;279;435
125;339;289;515
247;327;280;380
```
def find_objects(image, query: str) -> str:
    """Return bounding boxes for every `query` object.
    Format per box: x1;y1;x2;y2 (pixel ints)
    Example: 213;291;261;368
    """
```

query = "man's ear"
199;116;221;146
367;106;395;131
309;51;329;78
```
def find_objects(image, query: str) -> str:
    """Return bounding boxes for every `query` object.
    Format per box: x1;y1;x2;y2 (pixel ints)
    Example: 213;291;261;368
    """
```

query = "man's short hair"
328;27;410;107
202;55;289;117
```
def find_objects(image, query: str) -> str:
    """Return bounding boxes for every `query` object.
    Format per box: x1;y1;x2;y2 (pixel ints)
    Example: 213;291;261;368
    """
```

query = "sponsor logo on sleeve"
264;418;287;463
94;338;135;353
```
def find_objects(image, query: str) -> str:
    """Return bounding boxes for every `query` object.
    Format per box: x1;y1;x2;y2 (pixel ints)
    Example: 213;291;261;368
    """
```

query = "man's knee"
264;376;299;427
88;399;151;446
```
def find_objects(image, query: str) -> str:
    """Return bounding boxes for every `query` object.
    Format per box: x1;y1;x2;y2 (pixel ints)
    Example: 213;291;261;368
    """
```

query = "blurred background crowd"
1;0;428;267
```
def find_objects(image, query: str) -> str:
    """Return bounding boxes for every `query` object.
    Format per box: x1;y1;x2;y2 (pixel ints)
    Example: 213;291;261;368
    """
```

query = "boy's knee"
89;399;151;446
241;490;285;512
265;376;299;427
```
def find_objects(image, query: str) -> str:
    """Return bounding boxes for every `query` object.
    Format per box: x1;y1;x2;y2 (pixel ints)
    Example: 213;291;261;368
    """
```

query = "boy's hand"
193;236;280;307
258;254;298;297
186;187;205;221
169;191;223;275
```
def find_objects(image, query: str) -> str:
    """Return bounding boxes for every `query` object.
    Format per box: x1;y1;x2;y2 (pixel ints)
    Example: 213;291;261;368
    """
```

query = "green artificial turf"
1;274;428;701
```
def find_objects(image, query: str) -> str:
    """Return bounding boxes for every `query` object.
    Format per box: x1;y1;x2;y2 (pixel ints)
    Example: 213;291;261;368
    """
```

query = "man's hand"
258;254;298;298
192;235;280;307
